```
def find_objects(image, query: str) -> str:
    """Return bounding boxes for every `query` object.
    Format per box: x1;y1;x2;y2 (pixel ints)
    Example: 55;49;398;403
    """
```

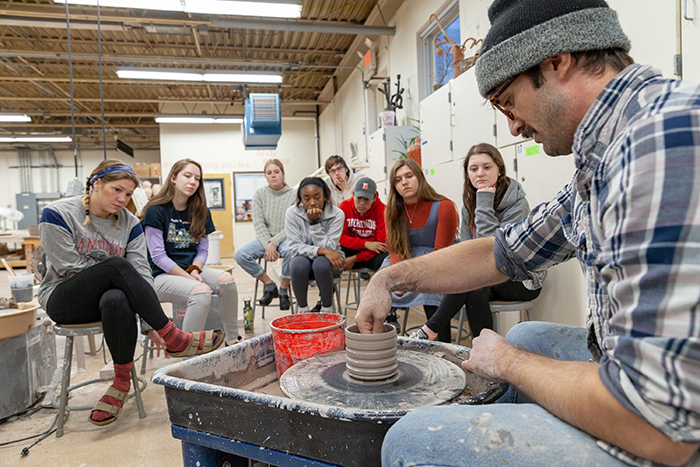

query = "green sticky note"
430;169;435;175
525;145;540;157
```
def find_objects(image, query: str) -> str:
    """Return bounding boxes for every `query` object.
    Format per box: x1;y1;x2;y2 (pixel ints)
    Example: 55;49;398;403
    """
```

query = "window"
421;2;460;97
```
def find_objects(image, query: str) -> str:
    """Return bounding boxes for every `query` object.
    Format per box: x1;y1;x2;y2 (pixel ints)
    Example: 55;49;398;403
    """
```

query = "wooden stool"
53;322;146;437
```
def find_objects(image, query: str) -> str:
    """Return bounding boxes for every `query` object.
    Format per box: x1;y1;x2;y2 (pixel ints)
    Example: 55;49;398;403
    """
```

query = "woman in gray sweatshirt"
410;143;543;341
39;160;222;427
285;177;345;313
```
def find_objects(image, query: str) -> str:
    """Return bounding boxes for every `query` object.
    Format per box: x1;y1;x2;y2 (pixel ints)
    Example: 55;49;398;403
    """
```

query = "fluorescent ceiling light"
55;0;302;19
0;114;31;123
116;70;203;81
155;116;242;124
118;69;282;84
214;118;244;124
202;73;282;83
0;136;72;142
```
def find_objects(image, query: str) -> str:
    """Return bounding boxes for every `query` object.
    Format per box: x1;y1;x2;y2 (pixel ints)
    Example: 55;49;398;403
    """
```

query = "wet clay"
344;323;397;381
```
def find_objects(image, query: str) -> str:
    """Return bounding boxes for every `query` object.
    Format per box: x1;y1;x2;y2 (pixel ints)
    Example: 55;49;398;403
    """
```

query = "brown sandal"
89;386;129;426
166;329;224;358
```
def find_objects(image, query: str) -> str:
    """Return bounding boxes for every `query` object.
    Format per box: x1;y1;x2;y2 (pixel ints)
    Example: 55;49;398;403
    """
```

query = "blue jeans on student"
233;238;291;280
381;322;629;467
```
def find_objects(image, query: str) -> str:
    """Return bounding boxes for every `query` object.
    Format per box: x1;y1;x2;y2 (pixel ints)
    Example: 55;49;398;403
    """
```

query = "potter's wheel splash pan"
151;334;506;467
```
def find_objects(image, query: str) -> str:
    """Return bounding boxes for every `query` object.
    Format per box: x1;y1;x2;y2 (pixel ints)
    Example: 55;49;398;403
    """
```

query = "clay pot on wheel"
407;138;421;168
345;324;398;382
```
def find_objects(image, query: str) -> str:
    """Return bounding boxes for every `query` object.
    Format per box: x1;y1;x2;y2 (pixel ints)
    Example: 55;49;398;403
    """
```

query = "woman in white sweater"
233;159;296;310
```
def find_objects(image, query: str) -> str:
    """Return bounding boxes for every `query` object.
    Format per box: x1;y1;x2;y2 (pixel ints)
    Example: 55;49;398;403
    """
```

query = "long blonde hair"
462;143;509;232
140;159;209;239
83;159;140;228
386;159;448;260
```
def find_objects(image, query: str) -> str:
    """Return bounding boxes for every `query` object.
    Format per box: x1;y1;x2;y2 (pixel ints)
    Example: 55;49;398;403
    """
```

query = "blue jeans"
381;322;629;467
233;238;291;280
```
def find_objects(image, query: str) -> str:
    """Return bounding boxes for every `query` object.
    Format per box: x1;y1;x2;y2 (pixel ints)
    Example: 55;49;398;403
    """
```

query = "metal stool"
53;322;147;437
454;300;533;342
489;300;532;335
343;268;372;315
253;258;295;319
295;276;343;314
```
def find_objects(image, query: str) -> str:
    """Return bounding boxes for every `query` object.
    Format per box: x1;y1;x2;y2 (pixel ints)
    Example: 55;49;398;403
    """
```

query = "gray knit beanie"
475;0;631;97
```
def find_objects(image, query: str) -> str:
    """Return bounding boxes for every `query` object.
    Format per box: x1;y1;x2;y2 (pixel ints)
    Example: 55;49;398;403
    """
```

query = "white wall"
159;119;318;250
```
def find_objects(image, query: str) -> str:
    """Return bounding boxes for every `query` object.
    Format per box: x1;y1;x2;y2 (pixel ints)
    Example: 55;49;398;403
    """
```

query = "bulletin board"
232;172;267;222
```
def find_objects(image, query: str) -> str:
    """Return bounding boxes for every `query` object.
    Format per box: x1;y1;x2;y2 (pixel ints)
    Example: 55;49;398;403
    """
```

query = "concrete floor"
0;258;470;467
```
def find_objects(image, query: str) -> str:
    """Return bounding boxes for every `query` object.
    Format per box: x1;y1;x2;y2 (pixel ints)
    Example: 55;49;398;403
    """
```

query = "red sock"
91;361;132;423
156;321;218;353
156;321;192;352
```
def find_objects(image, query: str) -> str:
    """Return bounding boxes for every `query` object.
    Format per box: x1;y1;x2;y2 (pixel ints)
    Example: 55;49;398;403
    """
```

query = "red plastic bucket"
270;313;346;377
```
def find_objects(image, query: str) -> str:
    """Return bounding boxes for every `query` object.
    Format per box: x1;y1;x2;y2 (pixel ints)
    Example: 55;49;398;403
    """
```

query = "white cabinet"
365;126;420;183
515;141;575;205
451;68;496;157
420;82;453;167
682;0;700;81
513;140;587;327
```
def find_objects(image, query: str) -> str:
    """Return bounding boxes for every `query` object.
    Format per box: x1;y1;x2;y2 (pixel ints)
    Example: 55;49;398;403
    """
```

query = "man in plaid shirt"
356;1;700;466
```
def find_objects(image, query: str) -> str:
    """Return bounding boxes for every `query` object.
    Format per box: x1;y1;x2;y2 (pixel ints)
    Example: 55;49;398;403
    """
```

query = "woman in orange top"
383;159;458;341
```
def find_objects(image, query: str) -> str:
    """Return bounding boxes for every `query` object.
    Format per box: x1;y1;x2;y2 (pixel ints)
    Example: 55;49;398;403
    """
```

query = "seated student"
322;155;359;207
142;159;241;345
338;176;388;276
285;177;345;313
383;159;458;338
233;159;295;310
39;160;222;427
410;143;542;341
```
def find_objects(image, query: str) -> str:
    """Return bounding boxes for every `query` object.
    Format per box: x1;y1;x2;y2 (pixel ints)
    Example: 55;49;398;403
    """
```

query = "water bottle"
243;298;254;332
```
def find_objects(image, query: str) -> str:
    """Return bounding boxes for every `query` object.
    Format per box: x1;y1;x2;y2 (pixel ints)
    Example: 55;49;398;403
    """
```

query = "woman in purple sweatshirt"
141;159;240;344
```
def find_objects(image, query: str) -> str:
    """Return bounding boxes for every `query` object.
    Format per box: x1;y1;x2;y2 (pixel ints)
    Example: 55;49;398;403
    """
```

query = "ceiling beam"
211;17;395;36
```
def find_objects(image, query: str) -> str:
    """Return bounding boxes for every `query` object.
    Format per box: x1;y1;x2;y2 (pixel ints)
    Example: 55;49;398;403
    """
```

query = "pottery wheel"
279;350;467;411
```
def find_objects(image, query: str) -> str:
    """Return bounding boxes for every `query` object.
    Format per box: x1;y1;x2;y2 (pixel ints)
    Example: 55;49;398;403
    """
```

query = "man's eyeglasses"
490;75;518;121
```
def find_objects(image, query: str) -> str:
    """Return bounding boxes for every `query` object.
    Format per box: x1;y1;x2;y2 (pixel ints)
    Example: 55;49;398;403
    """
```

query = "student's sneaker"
311;300;323;313
409;328;430;340
360;272;371;281
279;294;291;311
258;282;279;306
385;308;401;333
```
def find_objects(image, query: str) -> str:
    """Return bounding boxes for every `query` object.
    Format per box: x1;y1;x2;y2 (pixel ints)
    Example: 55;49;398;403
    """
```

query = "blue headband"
89;165;137;186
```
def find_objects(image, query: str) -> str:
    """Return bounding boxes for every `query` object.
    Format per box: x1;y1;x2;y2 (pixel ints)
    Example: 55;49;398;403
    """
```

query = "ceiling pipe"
0;14;395;35
211;17;394;36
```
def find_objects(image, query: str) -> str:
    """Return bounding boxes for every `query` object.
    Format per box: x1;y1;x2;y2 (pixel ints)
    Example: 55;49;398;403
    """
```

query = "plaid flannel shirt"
494;64;700;466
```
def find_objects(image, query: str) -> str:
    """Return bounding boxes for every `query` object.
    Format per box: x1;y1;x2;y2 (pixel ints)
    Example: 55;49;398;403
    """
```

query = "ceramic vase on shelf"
406;137;421;168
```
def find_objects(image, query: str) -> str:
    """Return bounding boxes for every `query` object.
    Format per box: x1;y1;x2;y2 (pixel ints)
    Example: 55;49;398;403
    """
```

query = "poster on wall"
233;172;267;222
203;178;225;210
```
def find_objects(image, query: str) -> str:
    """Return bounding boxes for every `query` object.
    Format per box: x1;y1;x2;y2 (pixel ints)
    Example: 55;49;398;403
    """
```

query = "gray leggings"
290;255;340;308
154;268;239;342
